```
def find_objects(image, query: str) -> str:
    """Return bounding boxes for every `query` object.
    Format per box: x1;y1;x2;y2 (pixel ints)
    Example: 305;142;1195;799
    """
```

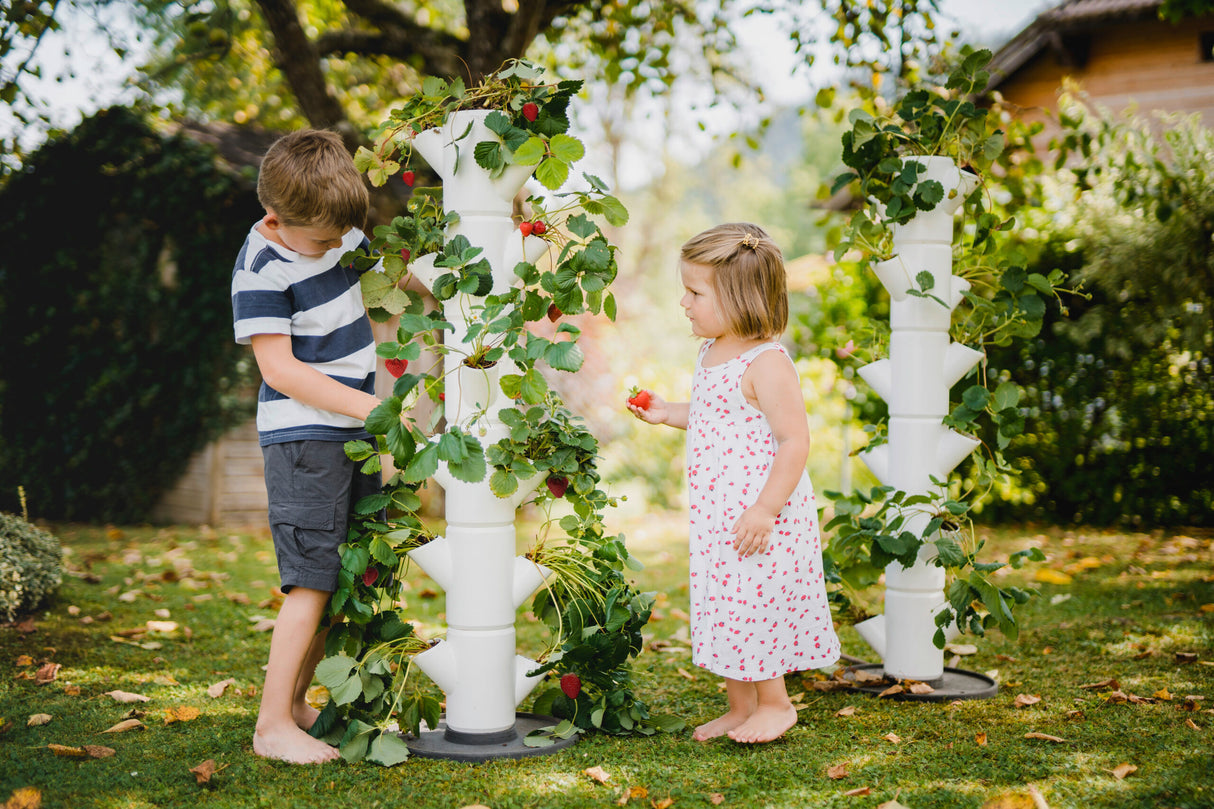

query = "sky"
1;0;1055;157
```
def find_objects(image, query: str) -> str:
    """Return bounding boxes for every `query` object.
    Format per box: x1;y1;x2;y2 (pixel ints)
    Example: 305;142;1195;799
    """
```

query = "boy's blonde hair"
257;129;368;230
680;222;787;340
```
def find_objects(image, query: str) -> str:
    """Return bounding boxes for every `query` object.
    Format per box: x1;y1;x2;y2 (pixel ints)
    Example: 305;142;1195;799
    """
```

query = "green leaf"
370;537;396;567
366;731;411;766
365;397;403;436
545;341;584;372
535;158;570;190
330;672;363;705
548;133;585;163
512;136;547;166
314;654;356;687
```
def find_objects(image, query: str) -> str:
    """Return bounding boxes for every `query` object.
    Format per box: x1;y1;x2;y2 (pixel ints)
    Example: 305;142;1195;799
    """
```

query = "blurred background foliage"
0;0;1209;528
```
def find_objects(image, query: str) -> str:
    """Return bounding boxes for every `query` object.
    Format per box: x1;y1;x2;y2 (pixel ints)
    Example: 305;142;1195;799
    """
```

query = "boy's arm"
251;333;380;422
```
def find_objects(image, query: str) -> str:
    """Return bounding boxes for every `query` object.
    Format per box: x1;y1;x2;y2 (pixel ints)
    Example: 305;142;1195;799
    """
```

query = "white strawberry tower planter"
401;110;567;757
851;156;995;695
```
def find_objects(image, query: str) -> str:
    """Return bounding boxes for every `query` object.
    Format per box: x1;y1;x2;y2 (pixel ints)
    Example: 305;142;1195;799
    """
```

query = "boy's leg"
292;625;328;731
693;677;757;741
253;586;340;764
727;674;797;744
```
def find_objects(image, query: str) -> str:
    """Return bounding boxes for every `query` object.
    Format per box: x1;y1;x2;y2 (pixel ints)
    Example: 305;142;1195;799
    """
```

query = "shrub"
0;512;63;622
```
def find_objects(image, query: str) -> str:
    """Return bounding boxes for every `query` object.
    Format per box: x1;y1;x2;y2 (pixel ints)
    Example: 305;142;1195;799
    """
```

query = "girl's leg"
253;587;340;764
693;678;757;741
727;674;797;743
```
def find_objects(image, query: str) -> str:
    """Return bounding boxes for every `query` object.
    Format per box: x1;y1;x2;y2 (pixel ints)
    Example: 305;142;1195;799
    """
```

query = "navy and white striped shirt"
231;224;376;446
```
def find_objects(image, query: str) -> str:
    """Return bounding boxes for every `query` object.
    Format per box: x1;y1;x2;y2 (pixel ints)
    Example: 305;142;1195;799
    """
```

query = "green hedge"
0;108;262;522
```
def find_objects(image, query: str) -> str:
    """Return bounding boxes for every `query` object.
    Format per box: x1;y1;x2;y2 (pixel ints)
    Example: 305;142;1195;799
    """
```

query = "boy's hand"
627;390;669;425
730;505;776;557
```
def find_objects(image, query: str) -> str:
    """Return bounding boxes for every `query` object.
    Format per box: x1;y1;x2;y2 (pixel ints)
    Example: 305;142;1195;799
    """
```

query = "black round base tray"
404;713;578;762
846;664;999;701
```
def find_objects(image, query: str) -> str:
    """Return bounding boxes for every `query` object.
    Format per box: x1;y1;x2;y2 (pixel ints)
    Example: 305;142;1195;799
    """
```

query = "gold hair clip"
739;233;758;249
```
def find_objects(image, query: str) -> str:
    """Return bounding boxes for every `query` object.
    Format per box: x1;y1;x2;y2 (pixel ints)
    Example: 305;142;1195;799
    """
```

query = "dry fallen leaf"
102;718;146;733
1110;763;1137;780
908;682;935;695
189;759;218;785
1184;718;1200;730
883;733;901;744
1024;731;1067;743
945;643;979;656
876;802;913;809
164;706;201;724
82;745;116;759
976;732;988;746
877;684;904;698
146;620;178;633
15;655;34;667
47;744;88;758
584;766;611;784
616;786;649;805
207;678;237;699
652;799;674;809
709;794;725;805
835;706;857;717
34;663;61;685
851;669;885;684
105;690;150;704
676;668;696;681
843;786;872;797
4;786;42;809
827;763;849;780
1153;688;1173;701
1013;694;1041;708
27;714;52;727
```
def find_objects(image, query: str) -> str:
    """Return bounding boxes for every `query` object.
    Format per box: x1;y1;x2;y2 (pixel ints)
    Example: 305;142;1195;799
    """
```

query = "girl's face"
679;261;728;340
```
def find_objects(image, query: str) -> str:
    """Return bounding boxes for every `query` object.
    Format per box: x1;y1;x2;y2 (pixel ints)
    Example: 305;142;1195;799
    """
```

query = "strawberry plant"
822;47;1075;648
309;60;678;763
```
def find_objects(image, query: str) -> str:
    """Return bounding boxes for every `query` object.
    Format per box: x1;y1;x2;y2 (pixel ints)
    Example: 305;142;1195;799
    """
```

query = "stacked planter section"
401;110;566;757
852;156;993;691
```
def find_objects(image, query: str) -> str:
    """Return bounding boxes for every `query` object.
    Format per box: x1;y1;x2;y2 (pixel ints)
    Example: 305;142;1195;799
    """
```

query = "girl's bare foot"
727;704;797;744
693;709;753;741
253;724;340;764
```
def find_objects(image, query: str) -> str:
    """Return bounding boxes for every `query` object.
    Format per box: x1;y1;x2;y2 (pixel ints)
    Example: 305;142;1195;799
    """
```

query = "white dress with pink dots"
686;340;841;681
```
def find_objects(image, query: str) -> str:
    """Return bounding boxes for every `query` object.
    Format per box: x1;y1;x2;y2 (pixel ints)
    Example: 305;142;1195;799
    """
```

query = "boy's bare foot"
693;709;753;741
253;724;340;764
726;704;797;744
293;702;321;732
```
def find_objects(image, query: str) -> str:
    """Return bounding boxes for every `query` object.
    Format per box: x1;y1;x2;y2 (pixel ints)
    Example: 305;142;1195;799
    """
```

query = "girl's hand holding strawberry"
626;388;668;425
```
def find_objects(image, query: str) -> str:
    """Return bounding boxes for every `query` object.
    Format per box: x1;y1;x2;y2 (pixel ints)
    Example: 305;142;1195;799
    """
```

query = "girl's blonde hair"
680;222;787;340
257;129;368;230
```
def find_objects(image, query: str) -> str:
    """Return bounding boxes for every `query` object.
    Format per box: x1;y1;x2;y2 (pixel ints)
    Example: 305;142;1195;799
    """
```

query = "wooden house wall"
998;17;1214;129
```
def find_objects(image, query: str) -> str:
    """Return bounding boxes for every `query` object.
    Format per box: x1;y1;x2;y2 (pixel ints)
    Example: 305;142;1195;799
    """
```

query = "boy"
231;129;383;764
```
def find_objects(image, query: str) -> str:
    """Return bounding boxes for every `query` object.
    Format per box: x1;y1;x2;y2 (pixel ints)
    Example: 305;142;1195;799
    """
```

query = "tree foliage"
0;107;261;522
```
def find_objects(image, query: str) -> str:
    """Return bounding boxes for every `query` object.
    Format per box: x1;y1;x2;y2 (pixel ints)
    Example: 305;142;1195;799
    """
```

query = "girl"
629;223;840;744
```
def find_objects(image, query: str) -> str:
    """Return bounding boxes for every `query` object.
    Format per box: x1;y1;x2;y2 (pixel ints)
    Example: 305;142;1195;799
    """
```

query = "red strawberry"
400;248;411;264
522;102;539;122
385;358;408;378
627;388;652;410
532;221;547;235
402;170;415;186
363;567;379;586
438;393;446;401
519;221;533;237
546;476;568;498
559;673;581;699
547;303;562;322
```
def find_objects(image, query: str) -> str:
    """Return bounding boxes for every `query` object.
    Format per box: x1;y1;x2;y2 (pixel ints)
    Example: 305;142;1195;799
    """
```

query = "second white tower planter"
851;157;996;695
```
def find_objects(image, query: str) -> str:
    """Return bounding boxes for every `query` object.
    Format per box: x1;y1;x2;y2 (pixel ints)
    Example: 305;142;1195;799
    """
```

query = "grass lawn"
1;517;1211;809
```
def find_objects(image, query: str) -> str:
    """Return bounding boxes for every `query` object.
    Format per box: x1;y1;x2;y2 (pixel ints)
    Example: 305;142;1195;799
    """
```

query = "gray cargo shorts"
262;440;381;593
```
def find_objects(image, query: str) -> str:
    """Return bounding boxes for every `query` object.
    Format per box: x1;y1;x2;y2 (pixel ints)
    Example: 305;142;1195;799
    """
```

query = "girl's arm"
251;333;381;422
731;350;811;556
628;392;689;431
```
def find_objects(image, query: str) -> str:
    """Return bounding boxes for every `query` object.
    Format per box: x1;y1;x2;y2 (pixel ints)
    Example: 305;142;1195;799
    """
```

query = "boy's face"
260;211;348;258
